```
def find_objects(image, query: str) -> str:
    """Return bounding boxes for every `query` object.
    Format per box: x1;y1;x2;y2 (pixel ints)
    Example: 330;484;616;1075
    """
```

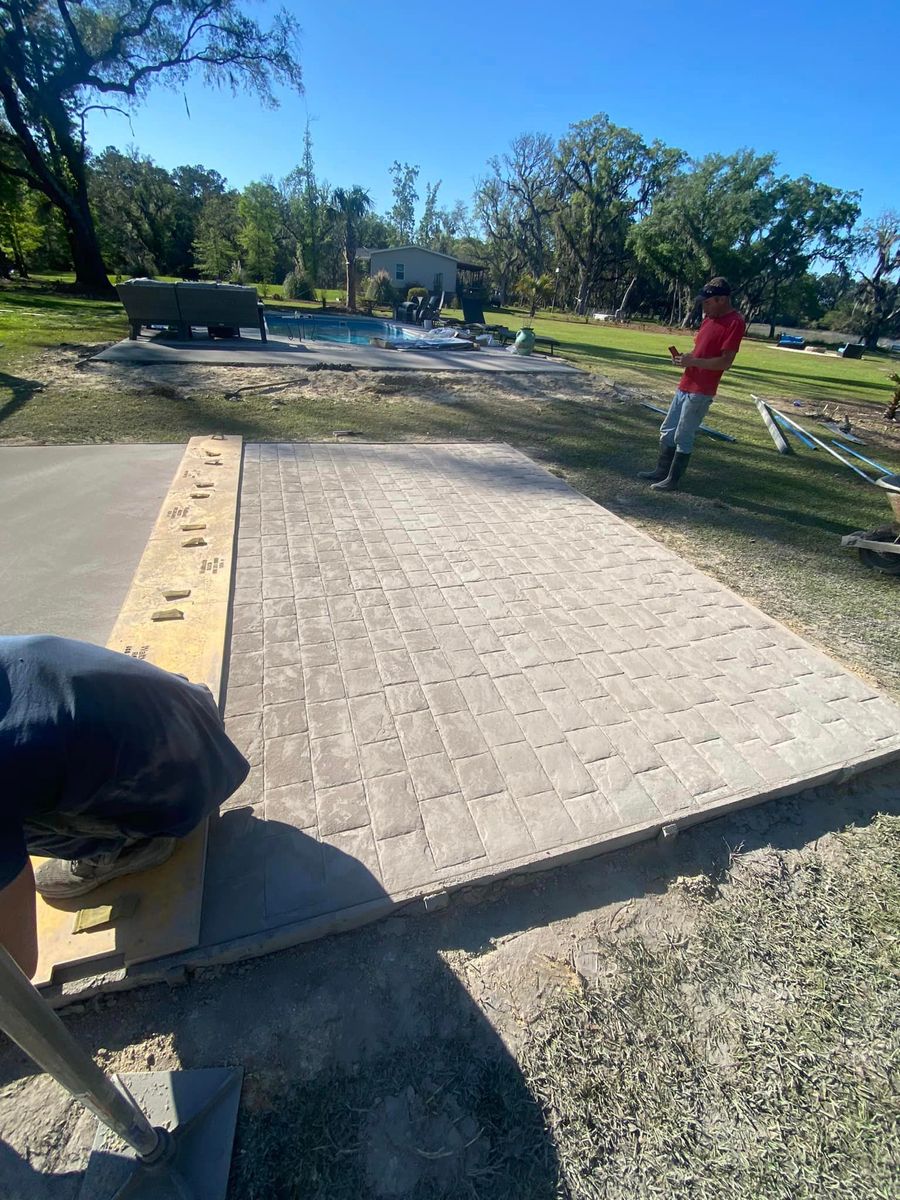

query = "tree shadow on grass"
734;362;889;395
0;371;44;426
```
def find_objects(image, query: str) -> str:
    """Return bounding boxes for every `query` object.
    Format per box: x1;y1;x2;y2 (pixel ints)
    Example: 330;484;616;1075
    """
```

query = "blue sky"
85;0;897;226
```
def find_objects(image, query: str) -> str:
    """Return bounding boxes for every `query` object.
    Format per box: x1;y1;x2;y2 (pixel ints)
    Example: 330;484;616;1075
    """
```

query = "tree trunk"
345;224;357;313
9;225;28;277
616;275;637;320
575;266;587;316
66;210;114;293
0;86;113;293
768;279;778;339
0;245;13;278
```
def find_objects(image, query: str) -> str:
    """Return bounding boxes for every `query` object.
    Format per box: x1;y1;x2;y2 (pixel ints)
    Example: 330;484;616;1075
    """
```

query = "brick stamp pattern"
212;443;900;936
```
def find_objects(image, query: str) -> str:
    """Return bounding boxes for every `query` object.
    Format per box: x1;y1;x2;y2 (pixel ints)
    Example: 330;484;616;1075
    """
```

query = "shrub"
406;285;427;302
282;269;315;301
122;255;155;279
365;270;398;306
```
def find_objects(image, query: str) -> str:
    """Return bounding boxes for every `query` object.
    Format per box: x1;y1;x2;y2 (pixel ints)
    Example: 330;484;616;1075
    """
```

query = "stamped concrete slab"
203;443;900;950
94;331;578;373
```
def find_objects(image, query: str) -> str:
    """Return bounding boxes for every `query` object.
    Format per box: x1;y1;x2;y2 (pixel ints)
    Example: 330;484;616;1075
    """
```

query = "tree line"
1;1;897;345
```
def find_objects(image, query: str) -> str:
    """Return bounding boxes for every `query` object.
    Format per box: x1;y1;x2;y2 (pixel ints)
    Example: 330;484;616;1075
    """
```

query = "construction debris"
769;407;873;480
753;395;793;455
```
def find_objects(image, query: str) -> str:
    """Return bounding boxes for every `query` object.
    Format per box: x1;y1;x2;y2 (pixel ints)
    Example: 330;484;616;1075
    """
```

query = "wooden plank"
752;395;793;455
31;435;242;988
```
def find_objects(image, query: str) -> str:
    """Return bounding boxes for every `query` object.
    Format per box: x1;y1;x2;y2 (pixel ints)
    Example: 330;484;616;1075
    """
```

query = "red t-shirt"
679;309;746;395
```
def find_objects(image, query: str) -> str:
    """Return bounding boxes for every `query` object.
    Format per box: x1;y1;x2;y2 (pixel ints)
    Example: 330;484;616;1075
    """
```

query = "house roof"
367;245;458;263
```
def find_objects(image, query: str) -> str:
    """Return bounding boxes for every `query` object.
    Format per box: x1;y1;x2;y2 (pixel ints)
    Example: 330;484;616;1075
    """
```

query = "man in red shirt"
638;277;746;491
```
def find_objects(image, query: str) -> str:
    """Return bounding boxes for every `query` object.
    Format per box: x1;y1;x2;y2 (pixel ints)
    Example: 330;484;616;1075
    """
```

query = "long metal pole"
769;407;875;482
0;946;163;1160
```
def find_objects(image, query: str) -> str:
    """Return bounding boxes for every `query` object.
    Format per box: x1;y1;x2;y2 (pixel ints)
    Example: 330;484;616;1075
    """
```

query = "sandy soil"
20;340;637;412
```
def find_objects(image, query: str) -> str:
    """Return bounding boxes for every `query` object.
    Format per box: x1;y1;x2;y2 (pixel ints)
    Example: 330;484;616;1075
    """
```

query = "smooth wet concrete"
0;444;185;644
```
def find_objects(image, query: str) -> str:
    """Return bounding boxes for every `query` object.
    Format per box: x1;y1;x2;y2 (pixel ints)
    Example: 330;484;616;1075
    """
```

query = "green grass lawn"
473;306;899;409
0;280;125;356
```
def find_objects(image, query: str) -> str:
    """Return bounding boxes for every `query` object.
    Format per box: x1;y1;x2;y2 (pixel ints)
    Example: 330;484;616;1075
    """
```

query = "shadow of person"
0;371;45;426
0;816;564;1199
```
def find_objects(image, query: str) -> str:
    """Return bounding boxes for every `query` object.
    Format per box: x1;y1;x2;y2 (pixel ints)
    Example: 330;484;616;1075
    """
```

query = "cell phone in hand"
668;345;680;359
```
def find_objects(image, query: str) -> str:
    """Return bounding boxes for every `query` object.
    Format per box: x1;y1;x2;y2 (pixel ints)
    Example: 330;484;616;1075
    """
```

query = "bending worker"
638;277;746;491
0;635;249;977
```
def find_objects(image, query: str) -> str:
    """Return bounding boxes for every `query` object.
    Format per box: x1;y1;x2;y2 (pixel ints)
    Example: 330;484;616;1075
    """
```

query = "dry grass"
225;816;900;1199
521;815;900;1199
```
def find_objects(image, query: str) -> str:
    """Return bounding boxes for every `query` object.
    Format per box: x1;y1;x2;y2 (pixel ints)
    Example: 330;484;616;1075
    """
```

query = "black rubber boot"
637;443;676;482
651;451;691;492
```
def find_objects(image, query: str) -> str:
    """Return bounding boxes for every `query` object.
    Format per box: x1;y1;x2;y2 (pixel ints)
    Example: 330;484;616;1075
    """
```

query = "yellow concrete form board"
32;436;243;987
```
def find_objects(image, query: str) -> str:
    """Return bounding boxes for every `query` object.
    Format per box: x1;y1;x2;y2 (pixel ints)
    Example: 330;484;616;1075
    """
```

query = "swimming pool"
263;311;469;350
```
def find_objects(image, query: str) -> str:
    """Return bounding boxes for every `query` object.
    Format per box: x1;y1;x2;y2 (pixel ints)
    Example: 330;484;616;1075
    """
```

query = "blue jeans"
660;389;714;453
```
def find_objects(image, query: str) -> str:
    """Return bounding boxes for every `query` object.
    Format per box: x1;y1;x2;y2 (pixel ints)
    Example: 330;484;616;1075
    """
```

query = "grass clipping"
522;815;900;1200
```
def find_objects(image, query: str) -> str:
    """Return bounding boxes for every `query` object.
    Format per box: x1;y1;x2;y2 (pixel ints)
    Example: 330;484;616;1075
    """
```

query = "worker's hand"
675;353;694;368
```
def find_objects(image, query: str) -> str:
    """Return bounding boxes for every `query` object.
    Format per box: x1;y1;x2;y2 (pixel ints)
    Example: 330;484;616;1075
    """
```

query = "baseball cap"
696;277;732;300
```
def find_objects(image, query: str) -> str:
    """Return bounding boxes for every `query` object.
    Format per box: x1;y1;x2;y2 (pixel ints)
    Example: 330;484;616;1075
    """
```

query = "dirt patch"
786;398;900;454
9;345;637;417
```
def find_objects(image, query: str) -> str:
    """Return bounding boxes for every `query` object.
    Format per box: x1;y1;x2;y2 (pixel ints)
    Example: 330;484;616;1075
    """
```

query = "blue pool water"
264;312;434;346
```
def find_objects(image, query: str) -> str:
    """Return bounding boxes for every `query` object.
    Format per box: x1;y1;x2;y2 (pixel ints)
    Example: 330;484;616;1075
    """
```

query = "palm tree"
330;186;372;313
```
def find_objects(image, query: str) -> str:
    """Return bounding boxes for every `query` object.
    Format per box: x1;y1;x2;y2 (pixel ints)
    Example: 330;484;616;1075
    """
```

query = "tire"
858;530;900;574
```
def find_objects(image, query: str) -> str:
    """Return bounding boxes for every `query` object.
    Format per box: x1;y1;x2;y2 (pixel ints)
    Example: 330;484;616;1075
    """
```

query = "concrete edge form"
42;739;900;1008
33;436;244;991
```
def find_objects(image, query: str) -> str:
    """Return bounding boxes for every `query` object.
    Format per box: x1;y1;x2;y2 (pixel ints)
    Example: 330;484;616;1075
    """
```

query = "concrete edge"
92;339;582;373
44;738;900;1009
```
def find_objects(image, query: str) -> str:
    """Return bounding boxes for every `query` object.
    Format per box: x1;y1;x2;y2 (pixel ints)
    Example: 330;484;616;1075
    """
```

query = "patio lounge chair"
175;282;267;342
117;279;189;340
116;279;267;341
416;292;446;324
397;299;420;322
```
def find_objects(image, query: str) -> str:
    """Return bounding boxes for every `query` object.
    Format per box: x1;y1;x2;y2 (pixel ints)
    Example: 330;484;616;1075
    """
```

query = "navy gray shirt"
0;636;249;889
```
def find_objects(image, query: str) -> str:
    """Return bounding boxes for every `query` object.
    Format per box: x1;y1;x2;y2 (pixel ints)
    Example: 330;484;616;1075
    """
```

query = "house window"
433;272;443;292
395;263;405;281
